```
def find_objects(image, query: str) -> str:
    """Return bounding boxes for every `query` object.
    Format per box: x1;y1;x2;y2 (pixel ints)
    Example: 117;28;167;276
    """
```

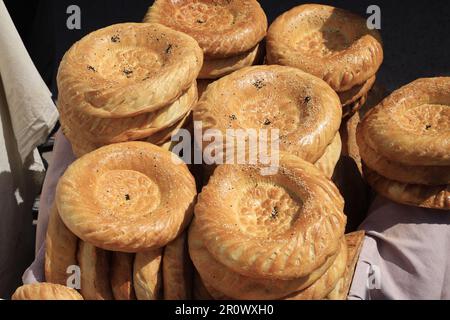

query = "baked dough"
198;44;262;79
342;92;368;118
45;204;78;285
57;23;203;118
188;219;338;300
363;166;449;210
340;230;365;299
77;241;113;300
194;65;342;163
339;76;376;107
325;277;345;300
266;4;383;92
192;272;213;300
145;111;192;146
133;249;163;300
202;279;231;300
56;142;196;252
110;252;136;300
359;77;450;166
62;111;192;157
162;232;193;300
314;133;342;179
194;155;346;280
12;283;83;300
357;131;450;185
58;82;197;144
283;238;348;300
144;0;267;58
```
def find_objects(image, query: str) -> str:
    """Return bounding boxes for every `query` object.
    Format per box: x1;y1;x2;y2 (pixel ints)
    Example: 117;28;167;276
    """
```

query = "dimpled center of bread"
175;1;235;30
95;170;161;217
398;104;450;135
232;96;301;134
237;182;301;237
95;48;163;83
296;29;351;57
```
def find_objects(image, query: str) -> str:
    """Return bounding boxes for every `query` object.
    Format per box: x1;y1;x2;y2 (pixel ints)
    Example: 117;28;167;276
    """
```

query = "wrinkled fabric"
0;0;58;298
349;197;450;300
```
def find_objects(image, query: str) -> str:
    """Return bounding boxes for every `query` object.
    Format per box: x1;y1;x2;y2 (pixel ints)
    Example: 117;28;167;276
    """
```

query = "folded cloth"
0;0;58;298
0;0;58;162
349;197;450;300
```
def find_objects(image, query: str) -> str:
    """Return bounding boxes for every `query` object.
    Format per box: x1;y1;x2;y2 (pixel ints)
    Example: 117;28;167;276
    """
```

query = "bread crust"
339;76;376;107
266;4;383;92
283;238;348;300
188;219;339;300
133;249;163;300
363;165;449;210
194;65;342;163
77;241;113;300
110;252;136;300
194;155;346;280
162;232;193;300
45;205;78;285
360;77;450;166
314;133;342;179
12;283;83;300
57;23;203;118
357;128;450;185
145;0;267;58
199;44;262;79
56;142;196;252
58;82;197;144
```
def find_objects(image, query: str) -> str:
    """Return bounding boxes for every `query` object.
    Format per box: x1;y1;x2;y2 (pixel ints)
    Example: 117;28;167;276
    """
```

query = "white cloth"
0;0;58;298
0;0;58;162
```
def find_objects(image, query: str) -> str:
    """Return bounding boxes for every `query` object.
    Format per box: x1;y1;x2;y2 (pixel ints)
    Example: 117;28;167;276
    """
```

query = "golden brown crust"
284;238;348;300
145;111;192;146
340;230;365;299
342;91;368;118
338;76;376;107
56;142;196;252
325;277;346;300
188;219;339;300
162;232;193;300
77;241;113;300
314;133;342;179
197;79;213;99
110;252;136;300
266;4;383;92
62;111;192;157
145;0;267;58
194;155;346;281
357;130;450;185
192;271;213;300
133;249;163;300
201;279;233;300
360;77;450;166
198;44;262;79
12;283;83;300
45;205;78;285
58;82;197;144
194;65;342;163
57;23;203;118
363;165;450;210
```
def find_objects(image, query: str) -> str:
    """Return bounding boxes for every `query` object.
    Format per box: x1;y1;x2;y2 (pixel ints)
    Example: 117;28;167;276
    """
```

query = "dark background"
4;0;450;98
